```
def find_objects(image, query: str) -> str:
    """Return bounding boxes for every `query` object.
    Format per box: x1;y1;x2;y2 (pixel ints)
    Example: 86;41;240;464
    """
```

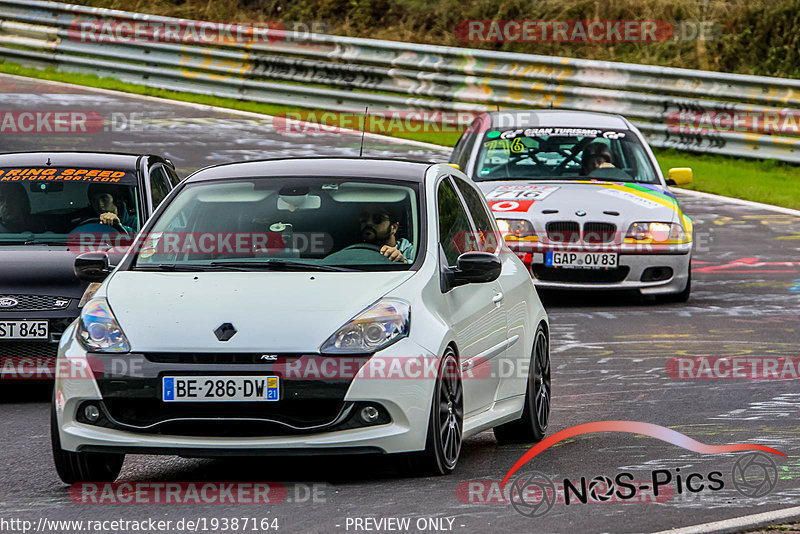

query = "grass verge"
655;149;800;210
1;61;798;210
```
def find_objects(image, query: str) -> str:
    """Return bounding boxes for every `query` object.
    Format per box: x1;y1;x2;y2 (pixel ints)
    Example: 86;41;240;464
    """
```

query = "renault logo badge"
214;323;237;342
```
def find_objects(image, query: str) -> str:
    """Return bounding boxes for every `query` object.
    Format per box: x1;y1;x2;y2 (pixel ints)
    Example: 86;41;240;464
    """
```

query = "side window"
166;167;181;187
452;177;500;253
457;130;477;172
450;131;467;164
437;178;474;266
149;166;171;209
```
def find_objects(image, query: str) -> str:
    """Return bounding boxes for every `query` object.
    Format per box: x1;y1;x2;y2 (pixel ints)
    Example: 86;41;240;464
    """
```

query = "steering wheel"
340;243;384;253
323;242;394;264
74;217;129;234
586;166;634;181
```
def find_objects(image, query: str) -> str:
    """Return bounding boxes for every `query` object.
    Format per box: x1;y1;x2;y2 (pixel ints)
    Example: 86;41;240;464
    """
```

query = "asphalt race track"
1;74;799;533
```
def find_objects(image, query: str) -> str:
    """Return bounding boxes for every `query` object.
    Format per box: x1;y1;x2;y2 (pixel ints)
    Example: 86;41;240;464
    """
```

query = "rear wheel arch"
538;319;549;340
533;318;549;357
445;341;459;363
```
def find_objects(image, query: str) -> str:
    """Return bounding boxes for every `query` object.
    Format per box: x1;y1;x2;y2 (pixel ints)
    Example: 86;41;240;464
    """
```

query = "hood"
0;246;86;297
105;270;415;352
476;180;681;224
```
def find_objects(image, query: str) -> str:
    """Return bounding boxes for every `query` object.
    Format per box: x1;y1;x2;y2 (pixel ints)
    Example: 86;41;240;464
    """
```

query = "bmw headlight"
625;222;687;244
76;299;131;353
496;219;538;242
321;299;409;354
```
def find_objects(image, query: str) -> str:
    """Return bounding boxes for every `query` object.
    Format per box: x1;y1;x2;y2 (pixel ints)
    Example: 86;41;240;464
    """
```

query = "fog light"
360;405;380;424
84;404;100;423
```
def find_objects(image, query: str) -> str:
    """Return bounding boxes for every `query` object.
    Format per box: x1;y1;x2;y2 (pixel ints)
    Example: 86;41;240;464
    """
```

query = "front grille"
546;221;580;242
102;398;347;436
0;341;58;360
0;342;59;378
145;353;281;365
0;295;71;311
583;222;616;243
532;265;630;283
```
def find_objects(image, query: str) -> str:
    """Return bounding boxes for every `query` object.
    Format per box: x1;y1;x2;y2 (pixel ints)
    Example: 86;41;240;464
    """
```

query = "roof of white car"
487;110;630;129
186;157;434;183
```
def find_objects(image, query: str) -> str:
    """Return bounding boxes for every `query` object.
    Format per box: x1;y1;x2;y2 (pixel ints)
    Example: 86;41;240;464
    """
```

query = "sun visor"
328;182;409;203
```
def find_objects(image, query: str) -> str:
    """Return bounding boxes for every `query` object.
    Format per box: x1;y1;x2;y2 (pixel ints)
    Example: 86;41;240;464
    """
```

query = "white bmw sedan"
451;110;694;302
51;158;550;481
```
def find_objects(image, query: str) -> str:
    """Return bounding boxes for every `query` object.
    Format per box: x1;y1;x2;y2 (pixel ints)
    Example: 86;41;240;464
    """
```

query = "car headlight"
78;282;102;308
76;299;131;353
496;219;538;242
625;222;688;244
320;299;409;354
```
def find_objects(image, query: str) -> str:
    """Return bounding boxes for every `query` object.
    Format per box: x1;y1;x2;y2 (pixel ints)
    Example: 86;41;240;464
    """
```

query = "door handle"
492;292;504;303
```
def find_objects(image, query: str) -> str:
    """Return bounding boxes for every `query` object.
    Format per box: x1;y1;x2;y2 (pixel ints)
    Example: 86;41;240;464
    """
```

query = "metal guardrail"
1;0;800;162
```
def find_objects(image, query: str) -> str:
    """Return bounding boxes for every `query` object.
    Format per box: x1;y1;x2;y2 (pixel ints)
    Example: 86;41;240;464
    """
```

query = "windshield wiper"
577;175;638;182
209;260;355;272
133;263;254;272
476;176;561;182
23;238;69;245
0;238;64;246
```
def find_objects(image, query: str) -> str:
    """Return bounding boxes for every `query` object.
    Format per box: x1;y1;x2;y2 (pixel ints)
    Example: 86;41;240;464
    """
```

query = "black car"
0;152;180;378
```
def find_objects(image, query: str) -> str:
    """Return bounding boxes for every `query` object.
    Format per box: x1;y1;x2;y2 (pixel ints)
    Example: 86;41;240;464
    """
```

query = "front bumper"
54;323;438;455
510;242;691;294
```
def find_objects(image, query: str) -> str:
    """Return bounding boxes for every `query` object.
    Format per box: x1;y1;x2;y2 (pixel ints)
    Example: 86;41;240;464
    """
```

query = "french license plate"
0;321;48;339
162;376;279;402
546;251;618;269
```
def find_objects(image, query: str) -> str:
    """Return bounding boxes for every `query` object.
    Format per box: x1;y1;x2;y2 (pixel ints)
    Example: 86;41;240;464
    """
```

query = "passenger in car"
358;205;414;263
0;182;45;233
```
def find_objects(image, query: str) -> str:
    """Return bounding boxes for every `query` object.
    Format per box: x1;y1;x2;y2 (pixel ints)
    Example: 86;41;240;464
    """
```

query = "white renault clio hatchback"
52;158;550;481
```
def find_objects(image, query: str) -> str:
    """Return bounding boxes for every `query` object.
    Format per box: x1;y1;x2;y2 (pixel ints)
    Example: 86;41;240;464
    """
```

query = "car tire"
408;347;463;476
51;398;124;484
659;269;691;303
493;324;550;444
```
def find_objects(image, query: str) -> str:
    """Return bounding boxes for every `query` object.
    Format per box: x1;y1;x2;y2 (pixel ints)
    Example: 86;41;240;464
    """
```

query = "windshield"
474;128;659;183
0;166;142;244
133;177;421;271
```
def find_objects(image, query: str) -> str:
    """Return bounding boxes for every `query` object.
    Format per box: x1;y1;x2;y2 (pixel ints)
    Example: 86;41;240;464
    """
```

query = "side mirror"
452;252;501;286
667;167;692;186
445;163;460;170
74;252;112;283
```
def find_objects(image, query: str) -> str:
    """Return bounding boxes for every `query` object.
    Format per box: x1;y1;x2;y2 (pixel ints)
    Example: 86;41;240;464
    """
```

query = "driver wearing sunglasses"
358;205;414;263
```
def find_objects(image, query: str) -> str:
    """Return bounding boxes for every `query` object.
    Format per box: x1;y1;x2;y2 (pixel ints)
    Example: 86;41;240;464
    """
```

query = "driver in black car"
85;184;136;233
359;205;414;263
0;182;45;233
